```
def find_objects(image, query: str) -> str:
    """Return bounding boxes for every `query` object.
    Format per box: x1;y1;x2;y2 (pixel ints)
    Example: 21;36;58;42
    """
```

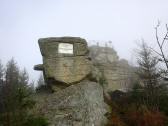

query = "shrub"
24;115;49;126
126;106;167;126
106;112;127;126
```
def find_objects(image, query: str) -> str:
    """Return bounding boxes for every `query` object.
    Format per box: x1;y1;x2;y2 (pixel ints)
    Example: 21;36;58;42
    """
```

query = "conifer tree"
0;58;48;126
136;41;161;109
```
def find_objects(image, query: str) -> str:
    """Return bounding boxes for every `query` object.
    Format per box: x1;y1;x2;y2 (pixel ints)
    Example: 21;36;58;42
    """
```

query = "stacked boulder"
34;37;108;126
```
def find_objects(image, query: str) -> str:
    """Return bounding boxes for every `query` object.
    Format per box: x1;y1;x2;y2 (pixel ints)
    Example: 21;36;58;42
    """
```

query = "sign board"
58;43;73;54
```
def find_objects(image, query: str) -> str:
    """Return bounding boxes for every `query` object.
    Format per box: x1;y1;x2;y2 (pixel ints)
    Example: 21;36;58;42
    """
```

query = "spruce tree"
136;41;161;109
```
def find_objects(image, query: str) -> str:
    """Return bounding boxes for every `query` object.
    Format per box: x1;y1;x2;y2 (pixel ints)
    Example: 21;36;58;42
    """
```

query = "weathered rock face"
34;37;92;85
89;45;134;91
35;81;108;126
34;37;108;126
89;45;119;64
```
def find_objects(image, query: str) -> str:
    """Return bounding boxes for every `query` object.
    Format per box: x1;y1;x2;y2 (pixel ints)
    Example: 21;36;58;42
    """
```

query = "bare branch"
166;24;168;31
155;20;160;28
154;22;168;70
161;24;168;47
148;46;162;57
155;23;161;49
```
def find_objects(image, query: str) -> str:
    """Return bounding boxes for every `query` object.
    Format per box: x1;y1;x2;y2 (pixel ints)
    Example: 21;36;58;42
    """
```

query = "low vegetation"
107;41;168;126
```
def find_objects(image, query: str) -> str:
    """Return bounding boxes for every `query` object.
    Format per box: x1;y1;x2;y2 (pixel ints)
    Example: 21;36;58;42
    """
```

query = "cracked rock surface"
35;81;108;126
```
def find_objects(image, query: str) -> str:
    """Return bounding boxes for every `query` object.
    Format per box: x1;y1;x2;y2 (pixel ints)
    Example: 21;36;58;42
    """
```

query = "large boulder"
35;81;108;126
34;37;92;86
33;37;109;126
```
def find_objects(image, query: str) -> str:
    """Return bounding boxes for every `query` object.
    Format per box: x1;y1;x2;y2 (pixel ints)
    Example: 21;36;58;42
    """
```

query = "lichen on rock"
35;81;108;126
34;37;108;126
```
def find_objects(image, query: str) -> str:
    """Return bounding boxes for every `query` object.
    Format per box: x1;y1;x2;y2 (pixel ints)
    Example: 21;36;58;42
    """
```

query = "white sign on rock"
58;43;73;54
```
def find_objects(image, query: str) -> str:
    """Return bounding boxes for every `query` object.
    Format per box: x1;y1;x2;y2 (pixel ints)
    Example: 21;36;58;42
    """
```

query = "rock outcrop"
34;37;108;126
34;37;92;88
35;81;108;126
89;45;134;91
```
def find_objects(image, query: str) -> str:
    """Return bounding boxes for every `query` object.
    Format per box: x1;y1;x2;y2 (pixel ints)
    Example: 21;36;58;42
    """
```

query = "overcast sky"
0;0;168;81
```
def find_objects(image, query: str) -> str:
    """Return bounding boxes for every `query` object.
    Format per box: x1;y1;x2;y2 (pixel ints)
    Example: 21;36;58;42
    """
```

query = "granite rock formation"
89;45;135;91
34;37;92;90
34;37;108;126
35;81;108;126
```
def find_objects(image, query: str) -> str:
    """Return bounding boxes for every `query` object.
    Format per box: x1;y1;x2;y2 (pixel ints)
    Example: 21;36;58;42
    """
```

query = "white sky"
0;0;168;81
